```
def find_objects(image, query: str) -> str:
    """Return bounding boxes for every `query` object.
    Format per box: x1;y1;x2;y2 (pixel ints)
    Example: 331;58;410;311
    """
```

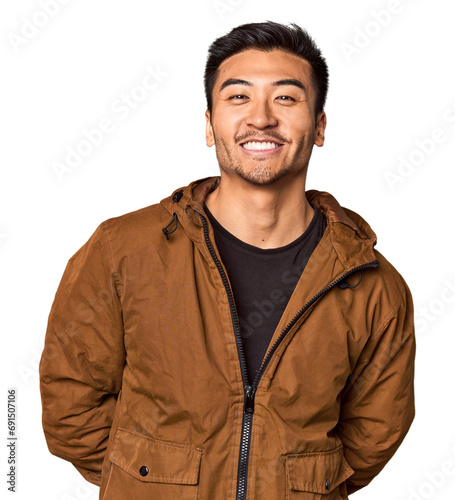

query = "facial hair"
212;131;313;187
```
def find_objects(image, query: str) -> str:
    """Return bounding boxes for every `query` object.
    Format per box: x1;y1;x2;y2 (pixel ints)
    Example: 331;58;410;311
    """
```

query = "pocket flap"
109;427;202;484
285;445;354;494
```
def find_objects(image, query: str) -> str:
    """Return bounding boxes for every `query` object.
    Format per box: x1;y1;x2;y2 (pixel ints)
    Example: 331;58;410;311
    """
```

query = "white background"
1;1;454;499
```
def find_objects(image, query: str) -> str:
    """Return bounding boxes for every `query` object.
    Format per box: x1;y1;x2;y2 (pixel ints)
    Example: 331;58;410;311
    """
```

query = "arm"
39;222;125;486
336;277;416;494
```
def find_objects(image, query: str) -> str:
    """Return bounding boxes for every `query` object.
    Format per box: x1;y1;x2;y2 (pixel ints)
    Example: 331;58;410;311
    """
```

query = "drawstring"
337;271;362;289
162;189;184;240
162;213;178;240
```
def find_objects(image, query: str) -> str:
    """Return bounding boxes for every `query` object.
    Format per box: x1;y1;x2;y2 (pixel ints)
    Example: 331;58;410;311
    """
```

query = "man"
40;21;415;499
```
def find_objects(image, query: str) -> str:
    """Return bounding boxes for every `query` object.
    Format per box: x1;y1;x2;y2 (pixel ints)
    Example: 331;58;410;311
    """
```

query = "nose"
245;97;278;129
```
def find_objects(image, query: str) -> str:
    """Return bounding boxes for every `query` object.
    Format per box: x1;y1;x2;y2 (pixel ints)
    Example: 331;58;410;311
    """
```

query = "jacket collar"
160;176;377;270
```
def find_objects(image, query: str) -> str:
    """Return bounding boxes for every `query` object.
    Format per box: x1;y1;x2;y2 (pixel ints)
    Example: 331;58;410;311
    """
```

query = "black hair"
204;21;329;119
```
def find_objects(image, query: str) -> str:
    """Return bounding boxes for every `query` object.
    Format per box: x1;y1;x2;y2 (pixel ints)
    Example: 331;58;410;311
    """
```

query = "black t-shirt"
203;203;327;385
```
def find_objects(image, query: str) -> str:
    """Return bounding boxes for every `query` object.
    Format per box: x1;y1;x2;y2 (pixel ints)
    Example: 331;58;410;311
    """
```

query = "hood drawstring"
162;189;184;240
162;213;178;240
337;271;362;289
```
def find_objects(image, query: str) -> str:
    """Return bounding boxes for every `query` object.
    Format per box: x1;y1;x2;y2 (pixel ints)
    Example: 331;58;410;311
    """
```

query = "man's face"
205;49;326;186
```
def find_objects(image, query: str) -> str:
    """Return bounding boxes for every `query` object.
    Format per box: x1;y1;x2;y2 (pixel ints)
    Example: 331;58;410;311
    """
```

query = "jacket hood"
160;176;378;270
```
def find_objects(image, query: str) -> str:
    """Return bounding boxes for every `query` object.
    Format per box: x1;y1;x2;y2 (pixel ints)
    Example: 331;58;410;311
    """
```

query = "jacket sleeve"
39;222;125;486
336;276;415;494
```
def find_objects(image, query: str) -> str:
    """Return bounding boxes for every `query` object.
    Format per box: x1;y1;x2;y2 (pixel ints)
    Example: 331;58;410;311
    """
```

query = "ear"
205;110;215;147
314;111;327;147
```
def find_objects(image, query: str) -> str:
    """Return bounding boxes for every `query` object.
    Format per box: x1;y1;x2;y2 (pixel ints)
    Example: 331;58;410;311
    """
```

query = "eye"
276;96;296;101
228;95;249;100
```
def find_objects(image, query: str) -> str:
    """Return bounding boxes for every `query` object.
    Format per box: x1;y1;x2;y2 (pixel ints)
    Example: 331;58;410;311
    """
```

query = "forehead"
215;49;314;90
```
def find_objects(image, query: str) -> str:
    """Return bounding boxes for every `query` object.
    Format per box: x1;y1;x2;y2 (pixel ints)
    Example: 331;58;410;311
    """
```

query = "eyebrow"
219;78;307;96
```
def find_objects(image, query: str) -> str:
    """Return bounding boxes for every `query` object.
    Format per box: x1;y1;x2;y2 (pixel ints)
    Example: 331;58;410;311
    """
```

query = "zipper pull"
244;385;256;414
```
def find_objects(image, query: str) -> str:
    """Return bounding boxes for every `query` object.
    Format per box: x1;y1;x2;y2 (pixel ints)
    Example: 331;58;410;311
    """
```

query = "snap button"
139;465;149;476
325;479;330;490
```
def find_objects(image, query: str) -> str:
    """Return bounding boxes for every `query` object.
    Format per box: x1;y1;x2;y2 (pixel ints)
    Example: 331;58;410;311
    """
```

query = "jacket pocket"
285;445;354;500
102;426;203;500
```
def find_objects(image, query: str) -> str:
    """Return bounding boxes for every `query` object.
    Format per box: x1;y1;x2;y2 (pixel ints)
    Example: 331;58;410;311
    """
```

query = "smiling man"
40;21;415;500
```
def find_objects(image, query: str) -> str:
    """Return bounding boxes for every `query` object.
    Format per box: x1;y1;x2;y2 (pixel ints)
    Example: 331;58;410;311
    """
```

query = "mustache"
235;131;289;144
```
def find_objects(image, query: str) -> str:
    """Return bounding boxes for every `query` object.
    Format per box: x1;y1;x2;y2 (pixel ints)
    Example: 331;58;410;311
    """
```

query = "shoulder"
101;202;169;233
360;249;413;338
373;249;410;305
96;202;172;247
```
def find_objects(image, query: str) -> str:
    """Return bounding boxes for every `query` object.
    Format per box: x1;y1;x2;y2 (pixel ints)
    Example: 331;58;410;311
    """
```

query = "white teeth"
242;141;280;150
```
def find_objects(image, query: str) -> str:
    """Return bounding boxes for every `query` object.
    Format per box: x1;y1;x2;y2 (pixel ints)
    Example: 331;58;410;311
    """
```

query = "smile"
240;141;284;155
241;141;281;150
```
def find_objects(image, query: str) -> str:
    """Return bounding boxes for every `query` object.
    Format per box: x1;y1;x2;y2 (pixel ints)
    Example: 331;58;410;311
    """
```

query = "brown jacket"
39;176;415;499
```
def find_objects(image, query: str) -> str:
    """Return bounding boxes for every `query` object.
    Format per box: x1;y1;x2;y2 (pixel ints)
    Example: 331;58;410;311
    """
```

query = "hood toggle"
162;213;178;240
162;190;184;240
337;271;362;289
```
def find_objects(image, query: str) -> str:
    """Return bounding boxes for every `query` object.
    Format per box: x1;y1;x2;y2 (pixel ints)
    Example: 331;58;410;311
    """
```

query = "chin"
236;165;295;186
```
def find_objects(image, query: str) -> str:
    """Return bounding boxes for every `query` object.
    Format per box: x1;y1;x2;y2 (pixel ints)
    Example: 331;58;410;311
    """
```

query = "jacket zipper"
198;211;379;500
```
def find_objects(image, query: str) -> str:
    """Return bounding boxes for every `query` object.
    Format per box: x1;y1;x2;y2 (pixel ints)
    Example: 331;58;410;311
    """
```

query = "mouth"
239;139;284;155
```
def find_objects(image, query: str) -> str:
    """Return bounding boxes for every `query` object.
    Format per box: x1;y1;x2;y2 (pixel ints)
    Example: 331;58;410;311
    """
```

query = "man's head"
204;21;329;187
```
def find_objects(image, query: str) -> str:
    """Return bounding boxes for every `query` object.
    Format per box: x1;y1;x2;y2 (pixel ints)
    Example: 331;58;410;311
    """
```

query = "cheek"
279;109;314;134
289;129;315;154
287;115;315;139
213;113;243;141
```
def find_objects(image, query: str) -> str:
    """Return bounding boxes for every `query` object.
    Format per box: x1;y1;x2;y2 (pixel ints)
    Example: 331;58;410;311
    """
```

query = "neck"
204;172;314;249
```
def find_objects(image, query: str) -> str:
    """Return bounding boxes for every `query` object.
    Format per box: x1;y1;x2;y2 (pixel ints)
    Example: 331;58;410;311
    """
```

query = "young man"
40;21;415;500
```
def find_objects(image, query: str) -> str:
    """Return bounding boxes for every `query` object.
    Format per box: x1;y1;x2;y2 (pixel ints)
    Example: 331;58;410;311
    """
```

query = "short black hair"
204;21;329;119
